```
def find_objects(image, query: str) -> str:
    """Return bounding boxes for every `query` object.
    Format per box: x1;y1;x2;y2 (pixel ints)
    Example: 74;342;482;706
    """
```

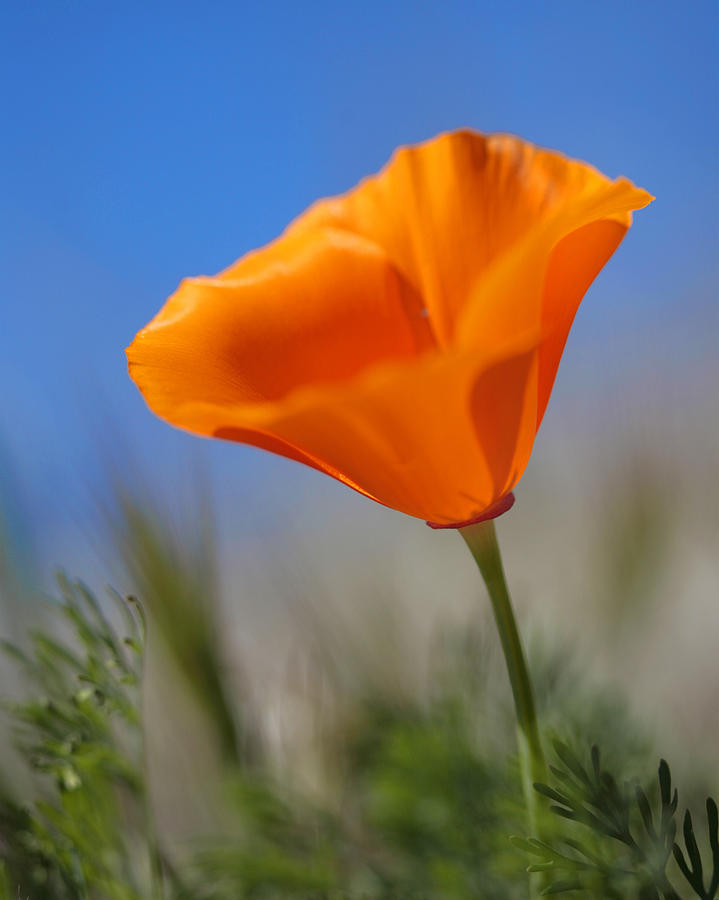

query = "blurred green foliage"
0;577;150;899
0;492;716;898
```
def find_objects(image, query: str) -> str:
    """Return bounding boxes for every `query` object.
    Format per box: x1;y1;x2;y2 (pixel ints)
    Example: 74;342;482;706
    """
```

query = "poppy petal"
287;130;652;351
127;224;435;423
455;174;652;425
536;217;628;426
159;333;541;524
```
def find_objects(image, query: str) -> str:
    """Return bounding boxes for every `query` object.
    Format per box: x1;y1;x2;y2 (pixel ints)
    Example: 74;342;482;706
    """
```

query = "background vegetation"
0;458;716;898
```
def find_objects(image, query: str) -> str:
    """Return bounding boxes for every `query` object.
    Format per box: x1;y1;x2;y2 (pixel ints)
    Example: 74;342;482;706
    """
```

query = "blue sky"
0;1;717;564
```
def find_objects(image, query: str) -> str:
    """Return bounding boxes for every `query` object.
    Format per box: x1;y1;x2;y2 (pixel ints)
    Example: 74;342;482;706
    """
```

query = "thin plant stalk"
460;519;546;832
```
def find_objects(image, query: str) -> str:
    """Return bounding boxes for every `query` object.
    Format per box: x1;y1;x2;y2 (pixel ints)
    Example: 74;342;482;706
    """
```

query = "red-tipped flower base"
426;492;515;530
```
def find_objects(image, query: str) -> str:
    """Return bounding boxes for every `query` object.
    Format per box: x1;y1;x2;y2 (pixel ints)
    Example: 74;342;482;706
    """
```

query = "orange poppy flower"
127;130;652;527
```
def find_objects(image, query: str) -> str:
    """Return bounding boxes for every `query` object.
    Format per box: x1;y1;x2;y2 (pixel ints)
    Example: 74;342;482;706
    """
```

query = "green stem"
460;519;546;833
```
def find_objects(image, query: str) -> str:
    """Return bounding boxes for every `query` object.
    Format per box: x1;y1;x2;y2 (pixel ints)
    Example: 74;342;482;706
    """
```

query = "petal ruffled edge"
127;224;435;422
